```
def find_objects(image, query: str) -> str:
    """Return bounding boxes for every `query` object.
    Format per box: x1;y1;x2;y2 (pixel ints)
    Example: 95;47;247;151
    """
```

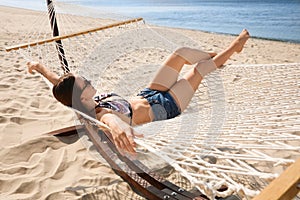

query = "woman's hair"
52;73;75;107
52;73;93;116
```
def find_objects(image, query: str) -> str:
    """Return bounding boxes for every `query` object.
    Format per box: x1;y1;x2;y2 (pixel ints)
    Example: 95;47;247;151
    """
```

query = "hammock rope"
3;1;300;199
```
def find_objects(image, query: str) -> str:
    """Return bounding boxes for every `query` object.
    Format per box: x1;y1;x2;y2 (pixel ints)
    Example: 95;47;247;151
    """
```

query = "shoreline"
196;30;300;44
153;24;300;45
1;4;300;44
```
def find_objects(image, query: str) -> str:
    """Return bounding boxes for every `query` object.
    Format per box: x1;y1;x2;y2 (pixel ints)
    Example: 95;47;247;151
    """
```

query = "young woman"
27;29;250;154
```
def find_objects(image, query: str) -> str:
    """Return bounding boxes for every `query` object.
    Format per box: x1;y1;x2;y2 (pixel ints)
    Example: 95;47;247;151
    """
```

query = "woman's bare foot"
231;29;250;53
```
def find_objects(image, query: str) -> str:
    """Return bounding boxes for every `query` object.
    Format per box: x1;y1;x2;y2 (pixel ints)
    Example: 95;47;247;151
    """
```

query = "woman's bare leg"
148;48;213;91
147;53;186;91
170;29;250;111
213;29;250;68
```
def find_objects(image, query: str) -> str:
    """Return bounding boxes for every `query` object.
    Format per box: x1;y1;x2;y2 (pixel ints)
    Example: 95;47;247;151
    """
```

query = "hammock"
4;1;300;199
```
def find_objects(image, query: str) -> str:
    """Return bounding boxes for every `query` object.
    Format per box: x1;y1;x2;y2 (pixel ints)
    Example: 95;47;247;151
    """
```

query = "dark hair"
52;73;93;116
52;73;76;106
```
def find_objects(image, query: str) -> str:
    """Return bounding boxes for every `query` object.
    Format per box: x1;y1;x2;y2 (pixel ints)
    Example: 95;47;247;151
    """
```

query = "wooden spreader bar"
252;158;300;200
5;17;143;52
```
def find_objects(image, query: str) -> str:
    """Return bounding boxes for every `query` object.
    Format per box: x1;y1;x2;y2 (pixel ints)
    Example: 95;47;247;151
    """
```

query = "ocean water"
1;0;300;43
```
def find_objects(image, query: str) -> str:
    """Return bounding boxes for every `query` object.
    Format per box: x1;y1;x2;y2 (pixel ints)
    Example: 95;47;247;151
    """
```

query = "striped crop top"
94;93;133;125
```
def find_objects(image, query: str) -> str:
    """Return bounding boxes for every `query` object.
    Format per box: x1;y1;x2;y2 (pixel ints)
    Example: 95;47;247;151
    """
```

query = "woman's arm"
27;61;60;85
96;110;143;154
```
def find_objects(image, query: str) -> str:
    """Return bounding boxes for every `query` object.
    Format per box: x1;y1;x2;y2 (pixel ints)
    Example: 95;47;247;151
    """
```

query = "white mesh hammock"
4;1;300;199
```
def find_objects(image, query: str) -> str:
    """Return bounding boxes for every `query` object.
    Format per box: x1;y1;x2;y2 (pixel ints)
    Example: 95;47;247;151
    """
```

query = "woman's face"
75;76;96;100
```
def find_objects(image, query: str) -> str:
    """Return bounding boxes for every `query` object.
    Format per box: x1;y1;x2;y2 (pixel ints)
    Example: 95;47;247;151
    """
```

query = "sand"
0;5;300;200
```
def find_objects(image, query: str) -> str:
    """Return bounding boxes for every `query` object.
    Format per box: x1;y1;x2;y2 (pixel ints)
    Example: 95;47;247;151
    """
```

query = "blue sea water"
1;0;300;43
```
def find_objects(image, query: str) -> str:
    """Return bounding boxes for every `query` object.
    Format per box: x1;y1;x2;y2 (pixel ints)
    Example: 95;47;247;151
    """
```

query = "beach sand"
0;5;300;200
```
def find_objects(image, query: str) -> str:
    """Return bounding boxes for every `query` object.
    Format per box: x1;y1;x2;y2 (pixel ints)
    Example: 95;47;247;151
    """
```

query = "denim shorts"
137;88;181;121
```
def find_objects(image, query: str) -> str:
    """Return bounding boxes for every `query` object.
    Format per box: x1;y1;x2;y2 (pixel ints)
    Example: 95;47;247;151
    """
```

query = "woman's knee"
174;47;211;65
195;59;217;77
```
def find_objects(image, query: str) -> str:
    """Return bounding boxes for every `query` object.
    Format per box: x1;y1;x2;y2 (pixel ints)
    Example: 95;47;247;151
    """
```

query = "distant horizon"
1;0;299;43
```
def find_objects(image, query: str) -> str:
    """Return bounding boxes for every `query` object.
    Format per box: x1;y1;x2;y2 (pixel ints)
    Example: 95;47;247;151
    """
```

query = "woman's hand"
111;122;143;155
99;113;143;155
26;61;44;74
26;61;59;85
